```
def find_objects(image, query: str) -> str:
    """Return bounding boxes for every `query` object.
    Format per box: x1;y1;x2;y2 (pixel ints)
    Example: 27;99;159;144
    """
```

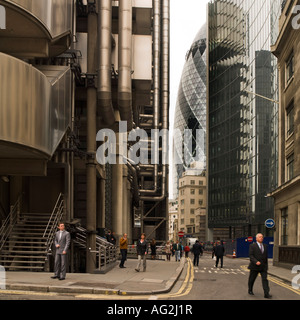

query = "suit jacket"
136;239;148;256
54;230;71;254
192;243;203;255
248;242;268;271
215;244;225;257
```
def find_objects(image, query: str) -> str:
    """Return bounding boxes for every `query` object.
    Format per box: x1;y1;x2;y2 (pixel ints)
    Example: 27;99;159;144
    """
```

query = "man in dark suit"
51;223;71;280
248;233;271;298
215;240;225;268
192;240;203;266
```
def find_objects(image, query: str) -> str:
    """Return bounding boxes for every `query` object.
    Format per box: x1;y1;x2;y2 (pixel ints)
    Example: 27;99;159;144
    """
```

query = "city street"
168;254;300;301
0;254;299;301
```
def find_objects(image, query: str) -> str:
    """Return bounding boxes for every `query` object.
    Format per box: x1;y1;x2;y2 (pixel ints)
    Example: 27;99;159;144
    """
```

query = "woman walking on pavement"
135;233;148;272
150;239;156;260
165;241;172;261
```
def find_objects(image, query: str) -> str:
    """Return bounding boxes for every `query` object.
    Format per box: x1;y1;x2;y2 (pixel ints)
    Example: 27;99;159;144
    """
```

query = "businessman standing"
248;233;271;298
51;223;71;280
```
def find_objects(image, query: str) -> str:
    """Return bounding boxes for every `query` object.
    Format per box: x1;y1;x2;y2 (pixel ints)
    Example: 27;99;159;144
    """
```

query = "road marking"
241;265;300;296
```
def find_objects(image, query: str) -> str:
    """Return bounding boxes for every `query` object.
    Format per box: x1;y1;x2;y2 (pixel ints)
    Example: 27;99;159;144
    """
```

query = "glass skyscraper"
207;0;281;238
173;24;207;197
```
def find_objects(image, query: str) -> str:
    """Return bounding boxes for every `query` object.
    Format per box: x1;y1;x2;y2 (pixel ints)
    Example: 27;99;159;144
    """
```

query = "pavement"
2;256;186;296
0;255;296;297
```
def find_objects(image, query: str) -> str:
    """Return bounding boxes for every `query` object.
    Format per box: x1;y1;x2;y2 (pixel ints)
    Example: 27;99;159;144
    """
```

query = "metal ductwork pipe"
118;0;134;131
97;0;115;126
139;0;161;195
140;0;169;201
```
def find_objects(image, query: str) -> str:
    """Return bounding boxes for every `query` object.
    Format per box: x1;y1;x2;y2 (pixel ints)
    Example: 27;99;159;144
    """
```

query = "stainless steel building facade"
0;0;169;272
207;0;281;239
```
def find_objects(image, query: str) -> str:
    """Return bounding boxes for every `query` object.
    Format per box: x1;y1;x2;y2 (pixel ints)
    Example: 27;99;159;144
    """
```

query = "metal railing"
73;226;117;271
127;245;166;259
0;194;22;252
43;193;64;255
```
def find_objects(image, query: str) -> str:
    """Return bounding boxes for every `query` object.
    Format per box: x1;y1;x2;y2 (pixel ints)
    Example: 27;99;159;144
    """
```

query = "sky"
169;0;208;199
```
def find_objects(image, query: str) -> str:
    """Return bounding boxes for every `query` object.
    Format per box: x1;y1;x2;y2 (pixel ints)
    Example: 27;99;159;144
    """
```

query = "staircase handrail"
0;194;22;251
43;193;64;252
73;226;117;270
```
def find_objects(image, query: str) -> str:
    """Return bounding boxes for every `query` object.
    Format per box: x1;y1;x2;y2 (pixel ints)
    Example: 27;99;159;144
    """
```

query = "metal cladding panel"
0;53;71;158
3;0;73;38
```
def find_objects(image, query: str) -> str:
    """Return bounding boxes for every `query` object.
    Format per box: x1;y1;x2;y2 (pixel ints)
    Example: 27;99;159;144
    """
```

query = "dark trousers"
248;269;270;294
193;253;200;266
120;249;127;267
216;255;223;267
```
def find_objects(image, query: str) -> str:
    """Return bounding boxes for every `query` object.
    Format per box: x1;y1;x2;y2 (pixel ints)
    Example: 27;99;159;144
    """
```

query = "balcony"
0;53;72;175
0;0;73;58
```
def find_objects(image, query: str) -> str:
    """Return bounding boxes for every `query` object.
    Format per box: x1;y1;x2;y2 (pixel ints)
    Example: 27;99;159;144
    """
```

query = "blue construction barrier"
236;237;274;258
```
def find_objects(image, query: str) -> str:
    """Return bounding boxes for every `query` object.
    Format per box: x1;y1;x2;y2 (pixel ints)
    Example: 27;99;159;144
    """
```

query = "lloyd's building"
0;0;169;273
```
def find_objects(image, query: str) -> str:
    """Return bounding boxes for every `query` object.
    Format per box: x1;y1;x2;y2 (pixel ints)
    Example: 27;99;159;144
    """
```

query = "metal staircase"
0;193;64;271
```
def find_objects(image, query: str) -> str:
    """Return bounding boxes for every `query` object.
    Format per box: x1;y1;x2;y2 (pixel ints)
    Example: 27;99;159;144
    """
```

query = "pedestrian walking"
119;233;128;268
51;223;71;280
192;240;203;266
248;233;272;298
184;244;190;258
215;240;225;268
106;230;112;243
150;239;156;260
172;240;182;262
165;241;172;261
135;233;148;272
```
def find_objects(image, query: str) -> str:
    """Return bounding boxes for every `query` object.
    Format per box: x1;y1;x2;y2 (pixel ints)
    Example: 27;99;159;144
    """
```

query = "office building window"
190;199;195;205
287;153;294;180
287;103;294;136
191;189;195;195
286;52;294;83
191;180;195;185
281;208;288;245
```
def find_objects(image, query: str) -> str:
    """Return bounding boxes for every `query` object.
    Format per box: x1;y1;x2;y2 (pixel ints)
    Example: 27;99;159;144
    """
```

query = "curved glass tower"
173;24;207;197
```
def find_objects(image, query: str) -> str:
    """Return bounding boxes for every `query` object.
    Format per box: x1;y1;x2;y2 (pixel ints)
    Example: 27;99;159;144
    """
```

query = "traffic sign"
178;231;185;238
265;218;275;229
247;236;253;242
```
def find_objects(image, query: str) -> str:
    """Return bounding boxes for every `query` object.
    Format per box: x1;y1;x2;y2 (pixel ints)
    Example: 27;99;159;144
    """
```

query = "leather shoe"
248;291;254;295
264;293;272;299
59;277;65;280
51;276;59;279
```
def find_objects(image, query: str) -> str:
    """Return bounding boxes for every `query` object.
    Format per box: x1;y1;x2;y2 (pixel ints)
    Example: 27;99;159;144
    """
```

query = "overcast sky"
169;0;208;198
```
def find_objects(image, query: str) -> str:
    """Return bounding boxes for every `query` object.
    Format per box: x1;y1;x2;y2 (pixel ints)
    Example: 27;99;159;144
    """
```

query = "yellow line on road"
241;265;300;296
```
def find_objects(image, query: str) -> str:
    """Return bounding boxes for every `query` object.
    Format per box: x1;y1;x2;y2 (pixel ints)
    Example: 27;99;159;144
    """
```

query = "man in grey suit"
51;223;71;280
248;233;271;298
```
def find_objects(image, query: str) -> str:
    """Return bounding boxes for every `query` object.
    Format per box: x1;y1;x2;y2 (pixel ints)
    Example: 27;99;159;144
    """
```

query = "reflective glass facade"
208;0;281;236
173;24;207;197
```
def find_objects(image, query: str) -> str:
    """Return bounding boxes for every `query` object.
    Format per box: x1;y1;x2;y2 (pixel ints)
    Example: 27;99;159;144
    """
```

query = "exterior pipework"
97;0;115;126
140;0;169;201
118;0;133;131
139;0;160;195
